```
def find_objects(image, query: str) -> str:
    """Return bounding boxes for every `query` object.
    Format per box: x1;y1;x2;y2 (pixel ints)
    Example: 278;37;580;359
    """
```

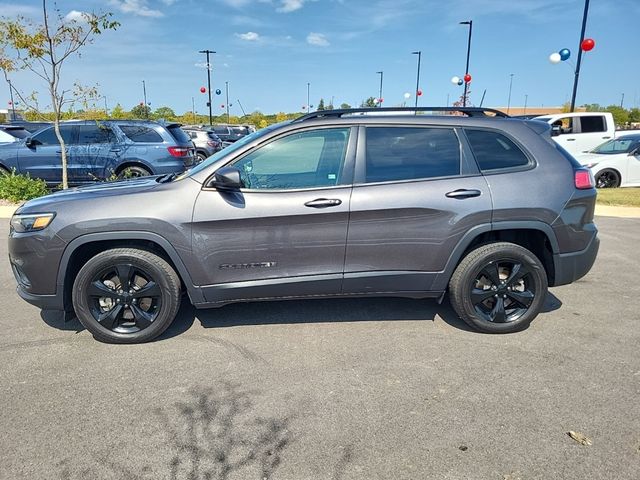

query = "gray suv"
8;108;599;343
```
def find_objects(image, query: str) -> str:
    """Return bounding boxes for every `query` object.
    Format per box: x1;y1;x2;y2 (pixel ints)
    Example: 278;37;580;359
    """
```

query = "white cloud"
277;0;304;12
235;31;261;41
108;0;164;18
306;32;329;47
64;10;87;22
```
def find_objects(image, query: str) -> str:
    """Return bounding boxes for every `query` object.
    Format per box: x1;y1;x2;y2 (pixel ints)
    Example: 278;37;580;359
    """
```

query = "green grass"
596;188;640;207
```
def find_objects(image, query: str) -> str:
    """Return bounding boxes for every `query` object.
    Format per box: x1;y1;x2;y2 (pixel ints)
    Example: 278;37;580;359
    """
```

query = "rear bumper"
551;233;599;286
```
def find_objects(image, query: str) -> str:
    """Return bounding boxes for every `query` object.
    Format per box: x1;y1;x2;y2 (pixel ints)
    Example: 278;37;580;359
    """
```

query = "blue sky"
1;0;639;115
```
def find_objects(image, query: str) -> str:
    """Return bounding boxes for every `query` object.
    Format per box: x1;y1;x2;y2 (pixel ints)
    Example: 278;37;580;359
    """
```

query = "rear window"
365;127;461;183
2;128;29;139
213;126;229;135
207;132;220;141
465;129;530;171
168;126;191;144
120;125;163;143
580;115;606;133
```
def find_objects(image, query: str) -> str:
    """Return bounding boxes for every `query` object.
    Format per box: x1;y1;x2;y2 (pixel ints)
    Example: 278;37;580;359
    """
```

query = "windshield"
177;123;285;179
592;137;640;154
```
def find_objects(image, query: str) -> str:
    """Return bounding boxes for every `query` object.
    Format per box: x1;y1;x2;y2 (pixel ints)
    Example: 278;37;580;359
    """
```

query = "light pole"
412;51;421;108
376;71;383;107
199;49;216;125
7;79;16;121
524;94;528;116
191;97;196;124
142;80;148;118
507;73;514;114
460;20;473;107
225;81;230;123
570;0;590;112
307;82;310;112
620;93;625;109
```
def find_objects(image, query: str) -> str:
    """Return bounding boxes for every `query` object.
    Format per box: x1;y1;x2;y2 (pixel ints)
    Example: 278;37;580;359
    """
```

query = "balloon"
464;73;472;83
549;52;561;64
457;79;463;86
200;86;206;93
417;89;423;96
559;48;571;61
378;98;384;104
451;76;460;85
581;38;595;51
215;89;222;95
221;104;225;108
403;92;411;99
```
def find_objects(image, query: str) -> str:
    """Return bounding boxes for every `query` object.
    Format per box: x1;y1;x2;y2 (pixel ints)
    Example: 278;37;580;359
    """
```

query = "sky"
1;0;639;116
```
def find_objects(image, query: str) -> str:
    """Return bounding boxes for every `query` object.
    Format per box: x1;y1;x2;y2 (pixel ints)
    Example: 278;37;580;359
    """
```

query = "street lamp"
199;49;216;125
459;20;473;107
524;94;528;116
307;82;310;112
7;79;16;121
507;73;514;114
412;51;421;108
376;71;383;107
570;0;590;112
142;80;149;119
225;81;230;123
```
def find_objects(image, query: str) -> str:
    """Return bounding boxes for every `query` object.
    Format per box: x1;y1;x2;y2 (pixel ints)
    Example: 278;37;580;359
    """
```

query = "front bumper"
551;233;600;286
16;284;64;310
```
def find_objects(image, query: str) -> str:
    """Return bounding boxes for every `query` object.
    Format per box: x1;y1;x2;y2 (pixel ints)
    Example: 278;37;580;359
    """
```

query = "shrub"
0;169;49;203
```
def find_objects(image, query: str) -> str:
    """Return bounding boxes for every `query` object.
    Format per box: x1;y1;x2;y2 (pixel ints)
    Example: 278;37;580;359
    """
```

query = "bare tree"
0;0;118;189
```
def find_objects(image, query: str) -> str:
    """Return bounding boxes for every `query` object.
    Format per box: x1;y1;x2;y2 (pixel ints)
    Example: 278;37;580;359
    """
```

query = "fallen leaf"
568;431;592;446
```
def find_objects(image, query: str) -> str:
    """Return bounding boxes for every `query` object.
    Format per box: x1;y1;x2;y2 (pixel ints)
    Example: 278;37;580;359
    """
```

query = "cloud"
108;0;164;18
306;32;329;47
235;31;261;41
64;10;87;22
277;0;305;12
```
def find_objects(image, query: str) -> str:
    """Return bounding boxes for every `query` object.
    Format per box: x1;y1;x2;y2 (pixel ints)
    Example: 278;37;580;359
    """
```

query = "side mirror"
24;137;34;147
211;166;242;190
629;147;640;157
550;125;561;137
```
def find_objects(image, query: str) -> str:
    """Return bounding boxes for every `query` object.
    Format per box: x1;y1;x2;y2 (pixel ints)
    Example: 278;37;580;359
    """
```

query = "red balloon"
417;89;423;96
200;86;206;93
379;98;384;103
581;38;595;51
464;73;472;83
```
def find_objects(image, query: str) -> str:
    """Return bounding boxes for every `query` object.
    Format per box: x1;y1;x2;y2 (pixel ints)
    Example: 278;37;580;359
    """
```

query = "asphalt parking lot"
1;216;639;480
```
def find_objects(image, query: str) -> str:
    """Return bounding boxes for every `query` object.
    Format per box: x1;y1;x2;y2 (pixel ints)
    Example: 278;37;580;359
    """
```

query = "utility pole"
460;20;473;107
142;80;148;118
225;81;230;123
191;97;196;124
376;71;383;107
620;93;625;109
507;73;514;114
7;79;16;121
103;96;108;117
524;94;528;115
307;82;311;112
199;49;216;125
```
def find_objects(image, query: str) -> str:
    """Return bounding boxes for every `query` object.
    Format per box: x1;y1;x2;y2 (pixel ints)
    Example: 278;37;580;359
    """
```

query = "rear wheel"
72;248;181;343
449;242;548;333
196;152;207;163
595;169;621;188
117;165;151;179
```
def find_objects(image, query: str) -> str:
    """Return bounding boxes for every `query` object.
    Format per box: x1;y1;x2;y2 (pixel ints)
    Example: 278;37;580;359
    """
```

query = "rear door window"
579;115;606;133
77;124;115;144
465;129;530;171
167;126;191;145
120;125;163;143
364;127;461;183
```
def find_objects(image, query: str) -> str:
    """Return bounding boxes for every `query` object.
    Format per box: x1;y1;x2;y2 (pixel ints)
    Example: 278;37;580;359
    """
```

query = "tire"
449;242;548;333
117;165;151;179
72;248;181;344
595;169;621;188
196;152;207;164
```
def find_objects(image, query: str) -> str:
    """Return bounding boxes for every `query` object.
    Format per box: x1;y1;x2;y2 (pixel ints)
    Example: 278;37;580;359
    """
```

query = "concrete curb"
0;204;638;219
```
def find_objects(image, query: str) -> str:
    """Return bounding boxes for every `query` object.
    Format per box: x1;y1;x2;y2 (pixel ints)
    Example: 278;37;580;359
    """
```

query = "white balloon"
403;92;411;99
549;52;561;64
451;76;461;85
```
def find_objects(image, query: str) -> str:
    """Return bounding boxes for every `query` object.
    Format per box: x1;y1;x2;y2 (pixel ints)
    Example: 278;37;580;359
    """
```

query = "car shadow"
41;291;563;341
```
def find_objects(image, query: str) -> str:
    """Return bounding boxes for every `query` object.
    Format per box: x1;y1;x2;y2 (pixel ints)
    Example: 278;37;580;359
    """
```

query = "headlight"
10;213;55;233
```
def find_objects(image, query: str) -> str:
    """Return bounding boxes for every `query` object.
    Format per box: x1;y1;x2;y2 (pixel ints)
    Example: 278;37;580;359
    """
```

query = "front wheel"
449;242;548;333
72;248;182;343
117;165;151;179
595;169;621;188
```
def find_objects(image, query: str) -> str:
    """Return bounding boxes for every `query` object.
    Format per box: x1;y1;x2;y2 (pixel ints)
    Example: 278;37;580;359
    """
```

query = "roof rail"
293;107;510;122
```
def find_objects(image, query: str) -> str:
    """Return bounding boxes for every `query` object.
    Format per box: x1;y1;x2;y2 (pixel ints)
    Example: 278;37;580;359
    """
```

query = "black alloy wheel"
72;248;181;343
595;169;621;188
449;242;548;333
118;165;151;179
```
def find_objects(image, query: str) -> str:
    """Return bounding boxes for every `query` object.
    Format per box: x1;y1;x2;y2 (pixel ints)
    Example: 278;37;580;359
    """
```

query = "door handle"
445;189;481;199
566;138;576;141
110;148;122;152
55;150;62;154
601;136;611;139
304;198;342;208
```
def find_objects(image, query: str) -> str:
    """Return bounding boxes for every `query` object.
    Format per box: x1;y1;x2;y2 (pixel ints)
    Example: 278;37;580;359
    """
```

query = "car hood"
574;152;626;165
16;176;162;214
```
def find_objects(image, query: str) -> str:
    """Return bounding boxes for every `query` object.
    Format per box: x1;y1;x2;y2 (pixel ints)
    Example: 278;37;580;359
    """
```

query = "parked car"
182;127;223;162
0;120;195;186
6;121;52;133
575;134;640;187
211;124;254;143
9;107;599;343
0;125;30;142
534;112;640;157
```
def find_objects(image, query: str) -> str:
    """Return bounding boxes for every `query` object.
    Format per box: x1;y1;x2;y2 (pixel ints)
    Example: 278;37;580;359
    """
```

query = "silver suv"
183;127;223;163
8;108;599;343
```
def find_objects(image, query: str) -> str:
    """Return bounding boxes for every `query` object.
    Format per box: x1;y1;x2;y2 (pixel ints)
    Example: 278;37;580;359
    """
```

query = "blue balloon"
457;79;463;86
215;89;222;95
559;48;571;61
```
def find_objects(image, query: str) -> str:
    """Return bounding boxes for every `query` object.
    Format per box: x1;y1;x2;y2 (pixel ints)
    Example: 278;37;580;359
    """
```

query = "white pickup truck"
533;112;640;156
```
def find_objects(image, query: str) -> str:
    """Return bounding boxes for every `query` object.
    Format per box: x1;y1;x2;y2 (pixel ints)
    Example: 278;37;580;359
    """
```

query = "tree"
110;103;128;119
605;105;629;126
0;2;118;189
582;103;603;112
361;97;377;108
317;98;325;111
340;102;351;110
629;108;640;124
153;106;176;121
130;103;151;119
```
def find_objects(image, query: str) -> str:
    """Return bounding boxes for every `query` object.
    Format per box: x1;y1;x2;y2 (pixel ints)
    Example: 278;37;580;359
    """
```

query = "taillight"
575;168;595;189
206;140;217;147
168;146;189;157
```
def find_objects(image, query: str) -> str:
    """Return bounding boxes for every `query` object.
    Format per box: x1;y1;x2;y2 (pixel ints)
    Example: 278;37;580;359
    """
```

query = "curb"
0;204;638;219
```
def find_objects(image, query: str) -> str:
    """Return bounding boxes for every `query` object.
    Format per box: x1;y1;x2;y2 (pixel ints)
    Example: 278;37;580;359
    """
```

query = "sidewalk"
1;203;639;219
